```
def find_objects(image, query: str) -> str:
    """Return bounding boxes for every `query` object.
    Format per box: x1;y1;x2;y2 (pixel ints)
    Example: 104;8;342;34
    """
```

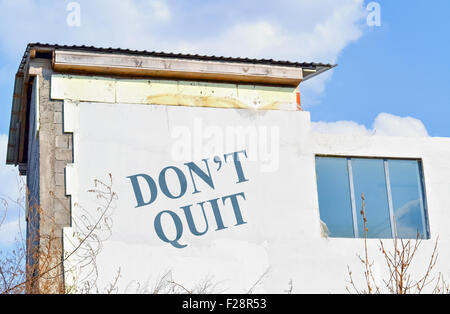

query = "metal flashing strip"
35;75;40;139
384;159;397;239
347;158;359;238
417;162;429;238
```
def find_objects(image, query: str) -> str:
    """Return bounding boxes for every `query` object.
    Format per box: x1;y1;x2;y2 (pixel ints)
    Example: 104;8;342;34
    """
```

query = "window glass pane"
388;160;428;239
352;158;392;238
316;157;354;238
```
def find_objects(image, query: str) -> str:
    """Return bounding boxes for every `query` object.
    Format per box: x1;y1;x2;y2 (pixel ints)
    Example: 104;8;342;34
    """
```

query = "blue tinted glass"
388;160;428;239
352;159;392;238
316;157;354;238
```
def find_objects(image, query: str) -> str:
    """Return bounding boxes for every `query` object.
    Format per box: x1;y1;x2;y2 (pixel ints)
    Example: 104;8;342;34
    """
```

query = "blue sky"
312;0;450;137
0;0;449;247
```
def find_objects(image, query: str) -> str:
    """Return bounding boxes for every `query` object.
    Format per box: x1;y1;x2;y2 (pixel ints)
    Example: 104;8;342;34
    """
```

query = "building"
6;43;450;293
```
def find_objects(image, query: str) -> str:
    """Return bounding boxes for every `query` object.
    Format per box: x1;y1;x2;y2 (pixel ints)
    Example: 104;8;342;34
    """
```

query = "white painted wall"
62;101;450;294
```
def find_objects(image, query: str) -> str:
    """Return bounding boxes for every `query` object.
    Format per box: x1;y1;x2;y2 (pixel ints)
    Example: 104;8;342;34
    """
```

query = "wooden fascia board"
6;74;24;165
53;50;304;87
17;79;30;165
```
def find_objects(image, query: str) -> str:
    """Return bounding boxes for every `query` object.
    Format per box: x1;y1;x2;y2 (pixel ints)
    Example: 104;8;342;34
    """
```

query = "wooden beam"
53;50;303;87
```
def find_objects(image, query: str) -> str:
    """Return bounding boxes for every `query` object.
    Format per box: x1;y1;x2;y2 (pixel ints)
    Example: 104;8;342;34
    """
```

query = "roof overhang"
53;50;307;86
27;43;335;86
6;74;25;166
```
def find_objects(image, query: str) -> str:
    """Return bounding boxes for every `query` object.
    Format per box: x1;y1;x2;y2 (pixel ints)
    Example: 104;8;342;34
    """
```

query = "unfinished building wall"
26;59;73;293
25;76;39;293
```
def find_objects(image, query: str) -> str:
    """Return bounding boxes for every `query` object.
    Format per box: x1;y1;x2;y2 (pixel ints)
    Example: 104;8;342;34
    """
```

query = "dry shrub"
347;193;450;294
0;174;117;294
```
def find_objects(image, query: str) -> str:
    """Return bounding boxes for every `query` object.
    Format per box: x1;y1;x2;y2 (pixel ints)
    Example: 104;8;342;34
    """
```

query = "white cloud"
0;0;366;95
0;0;365;58
177;21;288;60
312;119;372;136
0;0;173;56
312;113;430;138
175;1;365;64
372;113;429;137
150;0;171;22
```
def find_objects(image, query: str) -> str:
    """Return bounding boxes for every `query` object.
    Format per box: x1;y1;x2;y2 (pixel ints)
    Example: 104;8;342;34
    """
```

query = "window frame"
315;155;430;239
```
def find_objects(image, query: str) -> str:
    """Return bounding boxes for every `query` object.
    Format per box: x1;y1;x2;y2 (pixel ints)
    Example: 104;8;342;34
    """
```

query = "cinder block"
55;135;69;149
53;102;63;112
55;207;71;226
54;123;63;134
55;160;66;174
54;112;63;124
55;173;65;186
52;186;66;198
55;149;72;162
54;197;70;212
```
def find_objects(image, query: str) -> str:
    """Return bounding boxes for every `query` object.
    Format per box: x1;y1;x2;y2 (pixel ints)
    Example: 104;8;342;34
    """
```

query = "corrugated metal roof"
19;43;335;72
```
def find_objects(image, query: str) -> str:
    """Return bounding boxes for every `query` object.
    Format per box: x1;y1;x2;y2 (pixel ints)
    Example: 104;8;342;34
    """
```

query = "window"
315;156;429;239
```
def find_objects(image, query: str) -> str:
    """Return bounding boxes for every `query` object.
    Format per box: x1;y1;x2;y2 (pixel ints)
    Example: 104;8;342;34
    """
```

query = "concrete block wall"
26;59;73;293
25;74;40;291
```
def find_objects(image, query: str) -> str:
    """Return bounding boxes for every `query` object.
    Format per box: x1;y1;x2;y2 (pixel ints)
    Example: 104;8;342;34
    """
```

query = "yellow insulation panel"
51;74;297;110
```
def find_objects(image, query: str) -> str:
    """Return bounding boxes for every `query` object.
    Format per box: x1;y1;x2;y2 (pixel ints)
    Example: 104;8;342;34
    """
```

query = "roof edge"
24;42;336;70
